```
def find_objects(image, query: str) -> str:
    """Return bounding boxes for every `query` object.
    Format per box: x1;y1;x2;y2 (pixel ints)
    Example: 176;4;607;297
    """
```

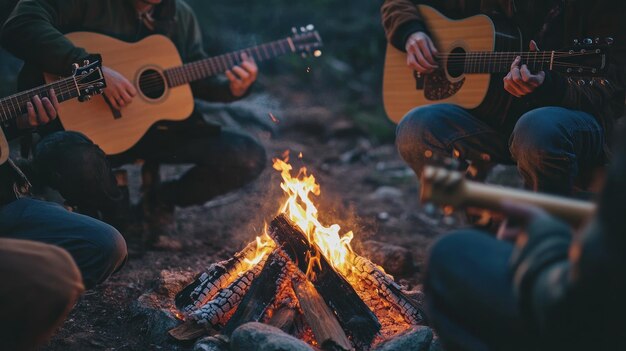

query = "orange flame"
272;153;354;275
243;227;274;269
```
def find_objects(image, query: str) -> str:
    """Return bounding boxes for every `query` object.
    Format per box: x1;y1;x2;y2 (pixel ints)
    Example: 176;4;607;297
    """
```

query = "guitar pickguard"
424;69;465;101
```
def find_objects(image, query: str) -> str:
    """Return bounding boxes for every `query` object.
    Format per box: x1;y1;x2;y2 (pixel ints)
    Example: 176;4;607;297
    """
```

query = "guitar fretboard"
165;38;294;87
0;77;78;122
443;51;556;74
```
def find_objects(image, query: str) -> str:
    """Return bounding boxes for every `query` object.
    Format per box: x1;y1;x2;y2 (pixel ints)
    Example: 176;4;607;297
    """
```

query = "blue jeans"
0;198;127;289
424;231;532;351
396;104;605;194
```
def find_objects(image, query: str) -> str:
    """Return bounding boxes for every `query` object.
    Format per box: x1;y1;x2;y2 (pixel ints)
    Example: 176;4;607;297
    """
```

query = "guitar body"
45;32;193;155
383;5;522;123
0;129;9;165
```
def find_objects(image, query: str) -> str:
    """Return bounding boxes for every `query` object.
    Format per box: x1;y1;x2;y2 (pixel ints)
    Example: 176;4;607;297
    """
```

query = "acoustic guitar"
420;165;596;227
383;5;611;124
0;60;105;164
45;26;323;155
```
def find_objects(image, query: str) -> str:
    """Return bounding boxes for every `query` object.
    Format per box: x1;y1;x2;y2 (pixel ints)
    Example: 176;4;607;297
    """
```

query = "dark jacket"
0;0;238;138
381;0;626;151
510;127;626;350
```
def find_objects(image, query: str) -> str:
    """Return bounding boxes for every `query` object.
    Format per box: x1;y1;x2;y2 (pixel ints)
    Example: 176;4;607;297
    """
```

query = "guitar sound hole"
446;47;466;79
138;69;166;100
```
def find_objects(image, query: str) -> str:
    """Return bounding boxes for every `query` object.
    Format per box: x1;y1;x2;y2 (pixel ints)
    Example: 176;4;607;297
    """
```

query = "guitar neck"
451;51;556;74
0;77;78;122
165;38;295;87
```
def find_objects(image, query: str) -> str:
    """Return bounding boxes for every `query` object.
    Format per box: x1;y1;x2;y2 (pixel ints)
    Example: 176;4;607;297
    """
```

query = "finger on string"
32;95;47;122
42;97;56;119
408;55;428;73
241;60;258;74
510;56;521;70
26;102;37;126
232;66;250;80
225;69;241;83
418;40;438;66
427;38;439;55
414;49;436;70
520;65;535;85
49;89;60;109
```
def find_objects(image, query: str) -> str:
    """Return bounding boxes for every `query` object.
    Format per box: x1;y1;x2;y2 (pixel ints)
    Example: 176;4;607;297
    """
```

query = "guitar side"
45;32;194;155
383;5;495;124
0;129;9;165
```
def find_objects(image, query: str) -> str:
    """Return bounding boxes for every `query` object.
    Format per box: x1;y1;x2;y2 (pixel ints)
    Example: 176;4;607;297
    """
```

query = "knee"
232;134;267;181
82;221;127;288
396;106;440;159
425;231;482;293
510;108;570;161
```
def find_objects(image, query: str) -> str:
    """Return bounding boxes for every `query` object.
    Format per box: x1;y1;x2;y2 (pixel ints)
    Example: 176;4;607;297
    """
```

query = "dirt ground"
41;72;461;351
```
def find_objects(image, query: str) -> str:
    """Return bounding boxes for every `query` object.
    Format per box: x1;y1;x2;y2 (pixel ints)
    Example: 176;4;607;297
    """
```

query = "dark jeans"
33;114;266;214
396;104;605;194
0;198;127;289
424;231;532;351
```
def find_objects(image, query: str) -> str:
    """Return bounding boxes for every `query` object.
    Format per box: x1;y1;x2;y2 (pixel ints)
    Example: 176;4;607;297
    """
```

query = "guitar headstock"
552;37;613;76
420;166;467;207
71;60;106;102
290;24;323;58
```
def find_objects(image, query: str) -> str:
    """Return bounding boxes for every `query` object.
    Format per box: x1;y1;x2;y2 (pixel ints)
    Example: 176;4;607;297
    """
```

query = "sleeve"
174;0;240;103
0;0;90;76
381;0;429;51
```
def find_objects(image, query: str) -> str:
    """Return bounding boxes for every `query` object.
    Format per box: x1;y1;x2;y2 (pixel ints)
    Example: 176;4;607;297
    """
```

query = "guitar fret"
270;42;278;56
261;44;270;59
254;46;263;61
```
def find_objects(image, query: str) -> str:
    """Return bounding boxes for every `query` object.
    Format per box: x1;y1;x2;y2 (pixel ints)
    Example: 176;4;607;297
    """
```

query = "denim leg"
396;104;511;177
111;119;267;207
509;107;605;195
425;231;532;351
0;198;127;289
33;131;122;212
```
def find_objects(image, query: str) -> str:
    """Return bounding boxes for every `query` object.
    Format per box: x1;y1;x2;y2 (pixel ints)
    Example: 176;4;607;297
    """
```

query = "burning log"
221;250;290;335
293;278;353;351
268;214;381;346
190;256;267;328
267;305;297;333
349;255;424;325
175;240;258;312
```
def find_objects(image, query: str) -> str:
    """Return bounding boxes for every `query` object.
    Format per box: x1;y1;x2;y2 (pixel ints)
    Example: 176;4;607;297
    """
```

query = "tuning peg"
83;59;90;66
583;38;593;45
72;63;80;71
300;26;306;33
291;27;297;34
573;38;579;45
306;24;314;31
606;37;614;45
594;37;600;44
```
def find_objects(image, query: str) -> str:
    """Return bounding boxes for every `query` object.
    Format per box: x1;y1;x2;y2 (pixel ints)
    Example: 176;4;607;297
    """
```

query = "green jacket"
0;0;236;102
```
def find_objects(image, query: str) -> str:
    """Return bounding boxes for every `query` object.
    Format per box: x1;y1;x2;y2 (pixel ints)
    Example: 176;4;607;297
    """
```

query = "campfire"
169;153;424;350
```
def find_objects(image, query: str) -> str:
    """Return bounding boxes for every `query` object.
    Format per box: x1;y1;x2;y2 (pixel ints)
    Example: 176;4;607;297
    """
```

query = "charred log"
221;250;290;335
189;254;268;328
175;240;258;312
293;278;352;351
349;255;424;325
268;214;381;346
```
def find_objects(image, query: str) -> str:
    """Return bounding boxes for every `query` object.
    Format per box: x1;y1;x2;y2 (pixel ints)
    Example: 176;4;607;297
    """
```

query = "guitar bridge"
414;71;425;90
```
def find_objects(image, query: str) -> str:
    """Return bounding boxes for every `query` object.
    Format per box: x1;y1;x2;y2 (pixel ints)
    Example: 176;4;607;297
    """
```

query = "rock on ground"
231;322;314;351
194;336;230;351
374;326;434;351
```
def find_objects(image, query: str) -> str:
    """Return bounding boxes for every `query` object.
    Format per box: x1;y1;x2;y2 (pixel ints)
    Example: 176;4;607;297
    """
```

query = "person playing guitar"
1;0;265;249
381;0;626;195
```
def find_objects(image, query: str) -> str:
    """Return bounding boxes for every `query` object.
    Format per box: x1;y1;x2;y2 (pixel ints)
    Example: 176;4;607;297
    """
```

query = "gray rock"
428;337;445;351
374;326;434;351
231;322;314;351
130;293;181;346
194;336;230;351
359;240;416;276
368;186;404;201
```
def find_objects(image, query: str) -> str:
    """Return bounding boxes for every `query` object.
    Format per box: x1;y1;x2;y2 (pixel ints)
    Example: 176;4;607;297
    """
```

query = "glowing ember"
272;153;354;275
268;112;280;124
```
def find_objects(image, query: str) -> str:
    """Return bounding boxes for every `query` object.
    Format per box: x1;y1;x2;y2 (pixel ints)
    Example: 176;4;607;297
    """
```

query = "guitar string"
0;76;97;121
